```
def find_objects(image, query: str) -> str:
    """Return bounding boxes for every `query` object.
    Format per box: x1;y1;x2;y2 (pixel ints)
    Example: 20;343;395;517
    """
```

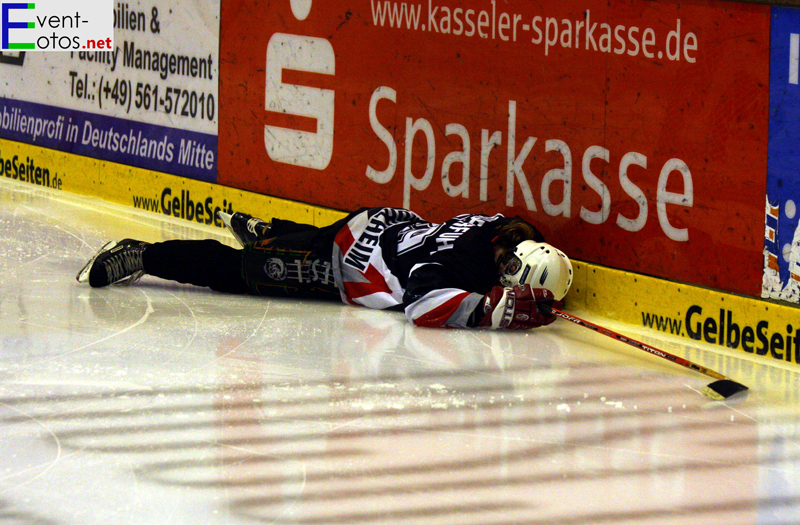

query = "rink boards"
1;0;797;304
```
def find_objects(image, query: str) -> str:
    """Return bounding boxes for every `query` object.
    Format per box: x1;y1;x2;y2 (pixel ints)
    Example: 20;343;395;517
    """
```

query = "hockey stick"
541;305;749;400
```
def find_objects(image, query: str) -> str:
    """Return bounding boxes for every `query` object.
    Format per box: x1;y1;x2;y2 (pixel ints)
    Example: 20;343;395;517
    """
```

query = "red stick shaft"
549;307;726;381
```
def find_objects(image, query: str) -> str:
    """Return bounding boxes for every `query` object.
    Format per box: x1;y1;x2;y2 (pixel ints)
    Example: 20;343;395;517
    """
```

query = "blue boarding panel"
0;97;217;183
767;6;800;299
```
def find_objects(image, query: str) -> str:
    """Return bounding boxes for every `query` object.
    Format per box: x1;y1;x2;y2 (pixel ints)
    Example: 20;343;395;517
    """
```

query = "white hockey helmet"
499;241;573;300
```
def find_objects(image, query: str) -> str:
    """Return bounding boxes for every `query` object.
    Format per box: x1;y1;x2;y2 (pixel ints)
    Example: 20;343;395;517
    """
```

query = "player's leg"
77;209;366;294
239;208;368;299
217;211;272;246
76;239;149;288
218;211;319;246
77;239;249;294
242;233;339;299
143;240;249;293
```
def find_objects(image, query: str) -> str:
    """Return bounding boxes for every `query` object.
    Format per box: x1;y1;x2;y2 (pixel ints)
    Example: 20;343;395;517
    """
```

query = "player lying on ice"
76;207;573;330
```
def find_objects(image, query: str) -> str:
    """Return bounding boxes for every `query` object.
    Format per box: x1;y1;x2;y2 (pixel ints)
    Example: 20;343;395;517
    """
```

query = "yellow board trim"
0;138;347;228
567;261;800;366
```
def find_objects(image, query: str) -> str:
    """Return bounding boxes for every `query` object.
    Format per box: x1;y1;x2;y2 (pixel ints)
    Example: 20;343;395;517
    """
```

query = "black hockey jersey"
332;208;512;328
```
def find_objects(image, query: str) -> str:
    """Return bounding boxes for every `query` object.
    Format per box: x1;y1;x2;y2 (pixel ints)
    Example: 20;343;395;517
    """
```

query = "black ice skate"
75;239;149;288
217;211;271;246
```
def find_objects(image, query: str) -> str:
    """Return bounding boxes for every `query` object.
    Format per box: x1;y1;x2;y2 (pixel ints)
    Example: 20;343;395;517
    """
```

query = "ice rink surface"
1;178;800;525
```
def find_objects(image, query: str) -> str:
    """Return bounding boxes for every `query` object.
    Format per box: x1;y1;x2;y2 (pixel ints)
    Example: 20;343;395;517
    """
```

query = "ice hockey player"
76;207;573;330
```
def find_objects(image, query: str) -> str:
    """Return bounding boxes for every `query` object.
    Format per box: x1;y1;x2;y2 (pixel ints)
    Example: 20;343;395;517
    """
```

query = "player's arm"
403;264;557;330
403;263;484;328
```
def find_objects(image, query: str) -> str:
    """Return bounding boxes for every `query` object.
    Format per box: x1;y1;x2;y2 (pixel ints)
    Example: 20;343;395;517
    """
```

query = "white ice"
2;178;800;525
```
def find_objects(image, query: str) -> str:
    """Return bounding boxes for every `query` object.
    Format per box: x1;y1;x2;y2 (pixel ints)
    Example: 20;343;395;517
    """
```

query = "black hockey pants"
142;216;351;299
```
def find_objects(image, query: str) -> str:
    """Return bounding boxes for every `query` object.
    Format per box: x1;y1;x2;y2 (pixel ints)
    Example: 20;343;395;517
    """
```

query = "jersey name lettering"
344;208;419;272
430;214;501;254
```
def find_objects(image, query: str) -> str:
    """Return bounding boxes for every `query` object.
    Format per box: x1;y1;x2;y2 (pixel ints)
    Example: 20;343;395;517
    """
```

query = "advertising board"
0;0;219;181
764;6;800;304
219;0;770;296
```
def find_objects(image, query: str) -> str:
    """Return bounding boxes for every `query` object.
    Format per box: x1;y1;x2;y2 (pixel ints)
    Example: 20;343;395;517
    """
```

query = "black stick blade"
701;379;749;400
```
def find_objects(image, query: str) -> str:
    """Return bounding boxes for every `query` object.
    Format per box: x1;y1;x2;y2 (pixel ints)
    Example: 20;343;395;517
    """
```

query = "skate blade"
217;211;232;225
75;241;117;283
217;210;246;246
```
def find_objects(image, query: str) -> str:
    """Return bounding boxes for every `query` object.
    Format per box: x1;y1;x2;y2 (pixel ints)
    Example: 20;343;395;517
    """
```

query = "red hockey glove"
478;285;559;330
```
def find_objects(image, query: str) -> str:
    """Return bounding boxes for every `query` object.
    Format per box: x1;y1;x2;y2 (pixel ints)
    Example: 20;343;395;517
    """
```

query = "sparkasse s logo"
1;0;112;51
